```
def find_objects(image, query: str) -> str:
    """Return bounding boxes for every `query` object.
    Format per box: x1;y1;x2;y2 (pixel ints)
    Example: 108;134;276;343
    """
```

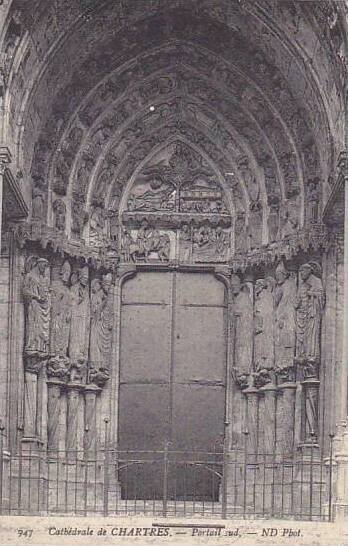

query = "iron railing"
0;432;335;520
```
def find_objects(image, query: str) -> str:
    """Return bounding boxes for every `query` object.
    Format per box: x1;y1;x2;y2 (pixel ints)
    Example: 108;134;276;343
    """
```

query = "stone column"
47;381;63;453
66;384;83;460
84;385;100;456
277;381;297;457
0;147;11;255
23;357;43;443
259;383;276;456
302;377;320;444
340;160;348;424
244;386;259;457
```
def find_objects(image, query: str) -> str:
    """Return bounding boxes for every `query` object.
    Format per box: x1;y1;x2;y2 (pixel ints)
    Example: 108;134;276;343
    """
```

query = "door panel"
118;271;227;501
174;306;226;382
171;384;225;450
120;304;171;382
118;384;170;450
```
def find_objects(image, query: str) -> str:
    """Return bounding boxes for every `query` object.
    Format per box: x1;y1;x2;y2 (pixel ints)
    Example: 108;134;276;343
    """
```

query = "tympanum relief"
120;142;232;264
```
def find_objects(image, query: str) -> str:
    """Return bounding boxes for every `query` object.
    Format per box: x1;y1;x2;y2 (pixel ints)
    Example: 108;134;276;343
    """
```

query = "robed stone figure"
274;261;296;379
50;260;72;357
23;256;51;357
89;273;113;369
231;274;253;388
295;262;325;366
254;277;275;383
69;266;90;378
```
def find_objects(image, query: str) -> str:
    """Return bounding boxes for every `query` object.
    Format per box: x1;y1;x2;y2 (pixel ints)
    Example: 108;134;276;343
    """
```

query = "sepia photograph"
0;0;347;544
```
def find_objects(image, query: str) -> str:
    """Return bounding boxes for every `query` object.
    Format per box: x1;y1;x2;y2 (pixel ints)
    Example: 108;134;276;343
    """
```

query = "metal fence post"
103;418;109;517
328;433;334;522
0;422;4;514
163;441;169;518
221;436;228;519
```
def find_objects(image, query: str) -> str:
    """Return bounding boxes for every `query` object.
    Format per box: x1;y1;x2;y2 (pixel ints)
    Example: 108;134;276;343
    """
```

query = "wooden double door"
118;271;227;500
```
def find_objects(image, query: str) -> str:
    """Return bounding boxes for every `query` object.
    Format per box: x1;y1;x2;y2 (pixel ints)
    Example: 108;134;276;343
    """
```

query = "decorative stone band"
8;221;119;272
231;223;330;272
8;220;333;273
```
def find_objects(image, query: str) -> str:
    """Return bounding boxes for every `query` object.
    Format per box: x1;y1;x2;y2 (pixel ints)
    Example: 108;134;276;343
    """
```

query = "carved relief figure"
32;177;45;221
71;194;88;238
89;273;113;378
122;220;171;262
234;212;247;254
248;202;263;249
89;206;107;247
69;266;90;380
231;274;253;389
179;223;193;261
23;257;51;357
192;225;230;261
254;277;275;385
281;199;299;237
267;196;280;243
295;262;325;368
52;199;66;232
274;261;296;381
50;260;71;358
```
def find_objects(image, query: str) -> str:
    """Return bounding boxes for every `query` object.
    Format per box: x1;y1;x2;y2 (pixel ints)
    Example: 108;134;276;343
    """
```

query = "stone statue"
52;199;66;232
23;257;51;357
50;260;71;358
231;274;253;389
89;274;113;367
248;202;263;249
69;265;90;380
89;206;107;247
253;277;275;385
234;212;247;254
295;262;325;369
31;178;45;221
274;261;297;381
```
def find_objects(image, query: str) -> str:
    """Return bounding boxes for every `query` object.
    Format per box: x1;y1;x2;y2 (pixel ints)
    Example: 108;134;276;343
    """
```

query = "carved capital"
87;366;110;388
231;368;250;390
46;355;71;382
24;353;45;374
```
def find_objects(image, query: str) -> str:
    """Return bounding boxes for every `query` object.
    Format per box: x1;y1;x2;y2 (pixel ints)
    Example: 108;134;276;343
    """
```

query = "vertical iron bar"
0;423;4;515
262;450;266;517
328;433;334;522
222;438;228;519
84;429;88;516
74;447;78;515
17;429;23;515
37;443;41;513
243;431;248;518
28;443;32;513
103;419;109;517
163;441;169;518
309;432;314;520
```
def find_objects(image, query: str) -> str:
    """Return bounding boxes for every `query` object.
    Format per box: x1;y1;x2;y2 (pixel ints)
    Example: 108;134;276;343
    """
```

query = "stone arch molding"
2;2;339;270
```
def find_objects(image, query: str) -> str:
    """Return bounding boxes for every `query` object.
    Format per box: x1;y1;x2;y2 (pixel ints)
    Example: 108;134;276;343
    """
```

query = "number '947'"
17;529;33;538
